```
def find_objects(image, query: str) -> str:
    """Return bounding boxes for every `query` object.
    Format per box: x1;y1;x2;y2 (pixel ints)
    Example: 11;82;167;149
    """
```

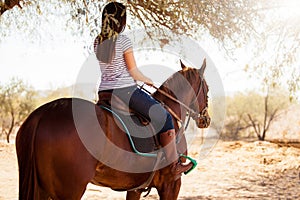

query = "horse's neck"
152;87;192;126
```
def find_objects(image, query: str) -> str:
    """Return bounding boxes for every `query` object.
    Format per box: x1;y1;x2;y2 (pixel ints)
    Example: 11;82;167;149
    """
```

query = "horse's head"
180;59;210;128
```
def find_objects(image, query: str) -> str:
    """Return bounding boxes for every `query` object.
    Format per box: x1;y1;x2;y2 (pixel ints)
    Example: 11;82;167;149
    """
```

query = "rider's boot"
159;129;193;175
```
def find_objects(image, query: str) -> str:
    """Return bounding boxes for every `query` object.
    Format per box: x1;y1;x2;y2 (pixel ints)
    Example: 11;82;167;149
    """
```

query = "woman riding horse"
16;59;210;200
94;2;193;174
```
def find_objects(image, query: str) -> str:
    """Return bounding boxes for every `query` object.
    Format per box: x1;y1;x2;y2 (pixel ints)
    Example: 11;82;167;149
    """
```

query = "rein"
140;77;208;125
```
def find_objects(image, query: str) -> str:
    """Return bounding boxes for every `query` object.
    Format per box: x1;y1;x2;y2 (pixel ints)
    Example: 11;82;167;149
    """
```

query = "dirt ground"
1;138;299;200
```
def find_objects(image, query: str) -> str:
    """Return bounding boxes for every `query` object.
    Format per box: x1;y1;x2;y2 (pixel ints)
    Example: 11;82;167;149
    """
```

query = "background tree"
245;0;300;99
246;87;290;141
0;78;36;143
0;0;263;44
223;88;290;141
223;94;253;140
1;0;298;95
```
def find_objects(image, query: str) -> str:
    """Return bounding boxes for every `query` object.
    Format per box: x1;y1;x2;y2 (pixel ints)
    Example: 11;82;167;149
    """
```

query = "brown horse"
16;59;210;200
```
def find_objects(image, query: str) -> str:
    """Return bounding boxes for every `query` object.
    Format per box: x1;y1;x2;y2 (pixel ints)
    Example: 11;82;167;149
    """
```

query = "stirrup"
179;154;197;175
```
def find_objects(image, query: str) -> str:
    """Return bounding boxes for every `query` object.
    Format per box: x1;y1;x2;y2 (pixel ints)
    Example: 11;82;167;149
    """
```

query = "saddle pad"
116;111;159;153
99;104;160;154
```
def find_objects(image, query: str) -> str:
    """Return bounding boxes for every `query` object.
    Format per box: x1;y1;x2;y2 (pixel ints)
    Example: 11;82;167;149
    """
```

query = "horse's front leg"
157;178;181;200
126;190;143;200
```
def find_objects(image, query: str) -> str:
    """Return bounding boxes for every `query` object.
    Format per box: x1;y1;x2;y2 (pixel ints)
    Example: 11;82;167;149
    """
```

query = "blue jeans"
111;85;174;134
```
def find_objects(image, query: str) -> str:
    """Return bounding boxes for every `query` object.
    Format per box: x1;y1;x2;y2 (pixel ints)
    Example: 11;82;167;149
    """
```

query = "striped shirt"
94;34;136;91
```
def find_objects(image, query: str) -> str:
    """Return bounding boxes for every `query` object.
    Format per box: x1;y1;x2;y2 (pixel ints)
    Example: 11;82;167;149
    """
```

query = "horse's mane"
157;67;201;96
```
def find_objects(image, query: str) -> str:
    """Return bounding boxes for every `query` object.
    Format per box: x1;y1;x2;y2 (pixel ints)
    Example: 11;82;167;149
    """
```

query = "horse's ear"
180;59;188;70
199;58;206;76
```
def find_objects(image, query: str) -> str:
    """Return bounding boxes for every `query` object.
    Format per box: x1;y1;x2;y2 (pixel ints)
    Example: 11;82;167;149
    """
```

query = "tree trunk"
258;134;264;141
6;133;10;143
6;112;15;143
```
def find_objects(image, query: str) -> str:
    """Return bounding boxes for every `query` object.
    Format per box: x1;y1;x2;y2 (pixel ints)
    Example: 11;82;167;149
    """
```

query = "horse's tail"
16;107;44;200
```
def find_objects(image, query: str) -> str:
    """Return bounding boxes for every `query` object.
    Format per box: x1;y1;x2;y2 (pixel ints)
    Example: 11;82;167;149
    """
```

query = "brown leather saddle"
98;91;150;125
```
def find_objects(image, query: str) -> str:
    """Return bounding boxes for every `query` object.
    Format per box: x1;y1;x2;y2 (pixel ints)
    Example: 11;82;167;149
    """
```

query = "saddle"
97;91;161;154
98;91;149;125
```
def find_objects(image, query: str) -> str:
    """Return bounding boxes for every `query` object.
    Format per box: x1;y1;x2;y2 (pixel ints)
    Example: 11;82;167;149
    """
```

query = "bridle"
188;75;208;122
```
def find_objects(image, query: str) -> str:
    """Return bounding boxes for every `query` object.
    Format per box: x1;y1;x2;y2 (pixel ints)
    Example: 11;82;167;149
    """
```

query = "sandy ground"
1;139;299;200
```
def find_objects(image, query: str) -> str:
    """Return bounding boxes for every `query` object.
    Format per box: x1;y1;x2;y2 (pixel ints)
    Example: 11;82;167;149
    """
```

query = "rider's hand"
144;78;154;86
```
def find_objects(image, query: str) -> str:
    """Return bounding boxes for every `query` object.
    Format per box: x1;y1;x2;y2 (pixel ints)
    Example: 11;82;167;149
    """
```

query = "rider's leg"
159;129;193;175
117;86;193;174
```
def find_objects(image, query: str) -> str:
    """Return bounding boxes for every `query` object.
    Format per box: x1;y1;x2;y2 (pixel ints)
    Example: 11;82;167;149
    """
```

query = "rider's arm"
124;48;153;86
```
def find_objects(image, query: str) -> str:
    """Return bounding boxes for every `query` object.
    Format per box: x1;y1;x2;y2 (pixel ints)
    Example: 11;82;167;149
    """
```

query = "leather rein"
140;76;208;127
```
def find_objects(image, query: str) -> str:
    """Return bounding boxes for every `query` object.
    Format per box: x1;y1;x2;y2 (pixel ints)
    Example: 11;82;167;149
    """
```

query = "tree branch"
247;113;261;139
